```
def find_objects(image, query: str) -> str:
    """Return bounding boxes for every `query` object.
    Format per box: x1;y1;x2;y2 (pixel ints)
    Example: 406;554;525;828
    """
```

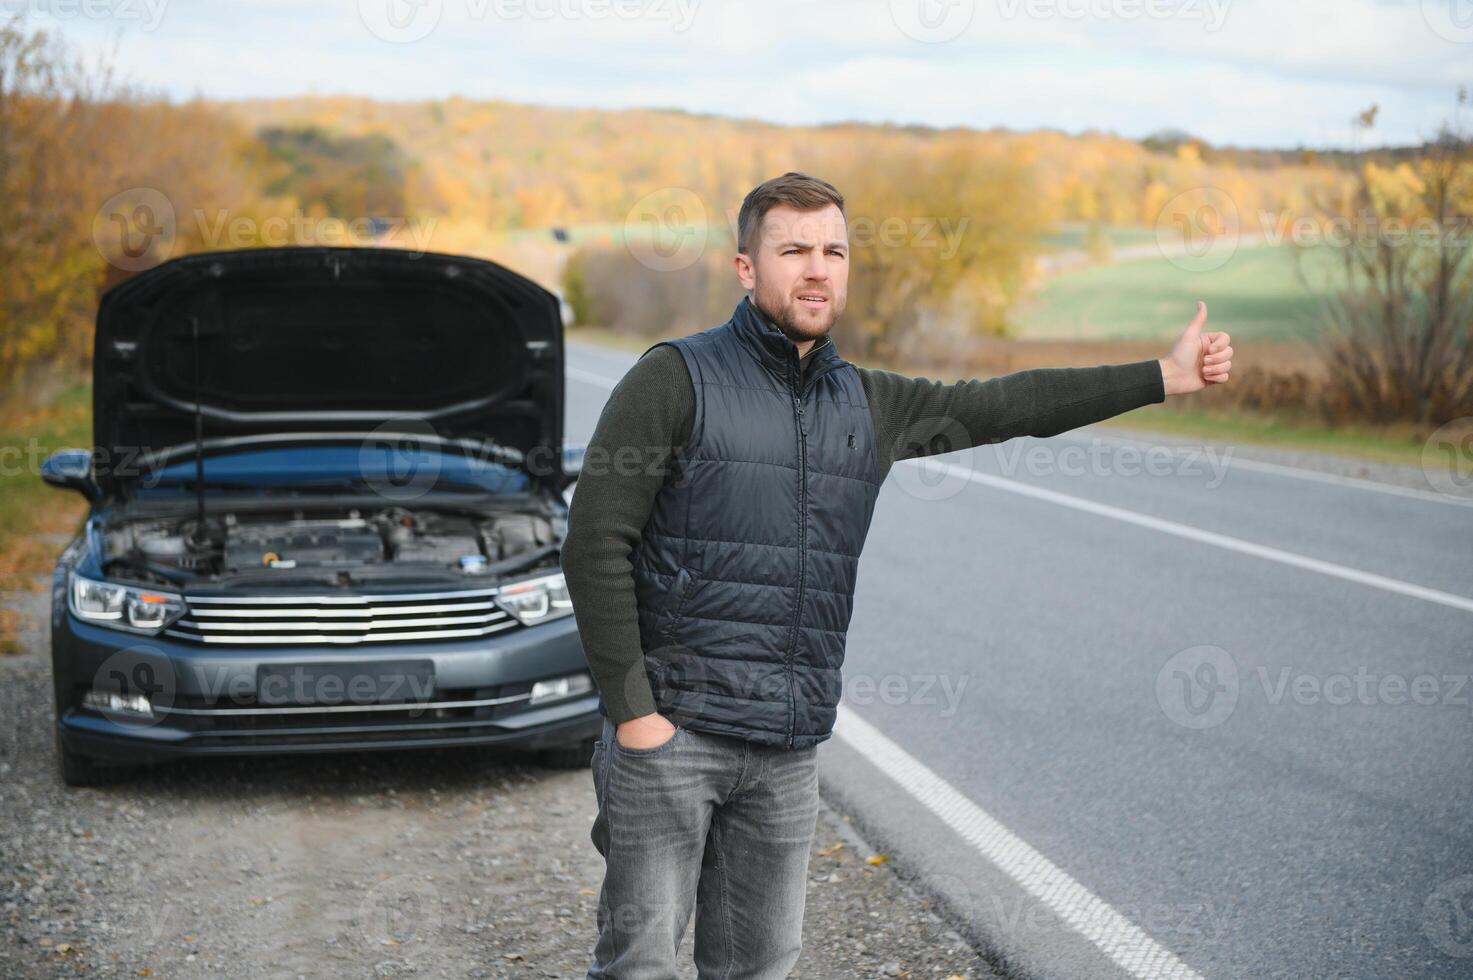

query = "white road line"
569;360;1473;613
903;457;1473;614
1060;429;1473;509
833;705;1205;980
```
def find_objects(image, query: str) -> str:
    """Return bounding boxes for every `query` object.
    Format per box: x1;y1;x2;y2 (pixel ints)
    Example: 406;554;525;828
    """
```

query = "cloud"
40;0;1465;147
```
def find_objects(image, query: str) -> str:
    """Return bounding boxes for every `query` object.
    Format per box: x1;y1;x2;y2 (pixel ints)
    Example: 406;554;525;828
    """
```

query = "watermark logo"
358;0;444;43
994;0;1231;32
92;187;177;272
90;643;178;730
1156;644;1239;730
1154;186;1240;273
992;438;1234;489
623;187;708;272
1423;874;1473;958
192;209;439;253
359;0;699;42
358;417;444;502
10;0;170;31
357;874;445;947
889;417;977;502
1422;418;1473;496
890;0;975;43
1421;0;1473;44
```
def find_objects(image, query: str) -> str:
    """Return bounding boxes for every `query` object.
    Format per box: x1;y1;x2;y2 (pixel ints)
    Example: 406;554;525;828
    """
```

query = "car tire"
535;736;597;770
55;729;135;788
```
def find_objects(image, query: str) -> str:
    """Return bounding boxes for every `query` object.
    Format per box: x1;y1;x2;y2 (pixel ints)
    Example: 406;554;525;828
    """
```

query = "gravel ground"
0;583;995;980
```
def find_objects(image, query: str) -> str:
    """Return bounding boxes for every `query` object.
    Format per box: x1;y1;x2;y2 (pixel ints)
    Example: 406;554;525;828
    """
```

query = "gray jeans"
586;715;821;979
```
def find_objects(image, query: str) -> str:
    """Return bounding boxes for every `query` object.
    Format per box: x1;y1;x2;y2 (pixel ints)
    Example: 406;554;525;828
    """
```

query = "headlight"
69;572;185;635
495;571;573;626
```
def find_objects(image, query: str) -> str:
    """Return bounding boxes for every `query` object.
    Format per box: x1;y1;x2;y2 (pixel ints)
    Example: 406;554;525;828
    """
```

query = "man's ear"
733;253;756;290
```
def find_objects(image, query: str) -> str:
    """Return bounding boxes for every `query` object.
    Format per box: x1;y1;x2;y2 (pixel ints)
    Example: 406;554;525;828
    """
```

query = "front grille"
164;587;522;645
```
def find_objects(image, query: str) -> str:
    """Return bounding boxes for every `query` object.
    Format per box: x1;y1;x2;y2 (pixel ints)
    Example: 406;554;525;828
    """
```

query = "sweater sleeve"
858;359;1166;476
560;344;694;725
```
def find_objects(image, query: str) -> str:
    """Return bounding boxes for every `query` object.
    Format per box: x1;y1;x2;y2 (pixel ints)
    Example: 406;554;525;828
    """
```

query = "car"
40;245;599;786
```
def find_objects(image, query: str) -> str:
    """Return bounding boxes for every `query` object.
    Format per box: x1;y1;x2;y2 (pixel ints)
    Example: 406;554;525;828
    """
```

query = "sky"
24;0;1472;148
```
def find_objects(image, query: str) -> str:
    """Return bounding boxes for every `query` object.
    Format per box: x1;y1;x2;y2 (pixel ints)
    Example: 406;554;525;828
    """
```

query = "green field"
1015;242;1347;342
1036;223;1162;254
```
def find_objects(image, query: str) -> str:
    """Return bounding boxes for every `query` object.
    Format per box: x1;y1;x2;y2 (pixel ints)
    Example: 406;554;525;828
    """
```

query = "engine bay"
102;504;563;588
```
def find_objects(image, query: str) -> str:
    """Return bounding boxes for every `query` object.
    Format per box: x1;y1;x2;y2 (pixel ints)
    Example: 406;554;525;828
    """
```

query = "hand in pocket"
615;713;678;750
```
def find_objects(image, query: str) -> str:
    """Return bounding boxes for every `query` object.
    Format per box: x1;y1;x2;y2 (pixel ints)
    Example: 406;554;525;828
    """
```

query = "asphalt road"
565;338;1473;980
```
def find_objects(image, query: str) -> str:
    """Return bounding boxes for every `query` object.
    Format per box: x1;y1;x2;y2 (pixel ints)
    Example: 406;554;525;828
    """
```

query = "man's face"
735;203;849;343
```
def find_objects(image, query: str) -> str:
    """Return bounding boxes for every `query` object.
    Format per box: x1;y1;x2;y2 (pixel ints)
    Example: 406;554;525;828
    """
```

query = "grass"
1015;242;1346;342
0;380;90;652
1037;223;1161;254
1095;403;1429;468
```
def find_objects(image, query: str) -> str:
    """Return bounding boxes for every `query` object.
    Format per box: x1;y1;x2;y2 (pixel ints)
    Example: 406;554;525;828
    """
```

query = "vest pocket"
660;566;699;640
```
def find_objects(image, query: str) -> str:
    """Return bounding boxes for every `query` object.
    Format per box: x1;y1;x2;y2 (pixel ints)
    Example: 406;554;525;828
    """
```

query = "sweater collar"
730;294;840;389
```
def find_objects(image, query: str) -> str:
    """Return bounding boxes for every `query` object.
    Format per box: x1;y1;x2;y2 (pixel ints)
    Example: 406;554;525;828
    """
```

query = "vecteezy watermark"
1255;665;1473;710
4;0;170;31
92;187;177;272
88;644;179;729
193;209;439;253
889;0;975;43
358;418;445;503
718;203;972;260
623;186;709;272
1156;645;1239;730
985;892;1225;942
841;671;971;717
1421;0;1473;44
91;188;440;270
357;874;446;948
185;662;437;709
843;213;972;260
1256;209;1473;251
1158;646;1473;730
991;438;1234;489
632;643;971;729
888;417;978;502
357;0;699;43
887;425;1235;503
1423;874;1473;959
6;440;173;487
994;0;1230;31
533;441;692;486
1153;186;1241;273
1421;418;1473;497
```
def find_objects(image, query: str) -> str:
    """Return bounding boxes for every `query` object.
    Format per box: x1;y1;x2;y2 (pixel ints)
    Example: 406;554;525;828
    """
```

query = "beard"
751;281;843;343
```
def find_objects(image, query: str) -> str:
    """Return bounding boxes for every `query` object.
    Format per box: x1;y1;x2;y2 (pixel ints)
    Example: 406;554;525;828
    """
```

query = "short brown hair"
736;171;845;256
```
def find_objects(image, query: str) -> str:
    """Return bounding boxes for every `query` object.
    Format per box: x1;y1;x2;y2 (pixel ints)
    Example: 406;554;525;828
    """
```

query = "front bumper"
52;611;601;764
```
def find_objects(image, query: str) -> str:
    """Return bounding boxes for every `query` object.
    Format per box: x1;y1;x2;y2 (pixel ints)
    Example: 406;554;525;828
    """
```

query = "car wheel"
55;729;135;788
535;736;597;770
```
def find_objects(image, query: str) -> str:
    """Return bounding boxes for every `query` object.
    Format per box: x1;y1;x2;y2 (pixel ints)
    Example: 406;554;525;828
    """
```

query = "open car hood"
92;246;564;495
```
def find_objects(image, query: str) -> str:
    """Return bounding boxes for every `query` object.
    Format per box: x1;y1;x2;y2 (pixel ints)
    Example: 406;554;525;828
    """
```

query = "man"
561;171;1232;978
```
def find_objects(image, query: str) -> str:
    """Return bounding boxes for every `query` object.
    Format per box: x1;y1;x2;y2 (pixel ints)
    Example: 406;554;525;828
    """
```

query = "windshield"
134;445;531;498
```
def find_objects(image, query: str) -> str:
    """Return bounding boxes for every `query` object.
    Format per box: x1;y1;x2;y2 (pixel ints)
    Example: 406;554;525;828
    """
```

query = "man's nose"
803;253;829;280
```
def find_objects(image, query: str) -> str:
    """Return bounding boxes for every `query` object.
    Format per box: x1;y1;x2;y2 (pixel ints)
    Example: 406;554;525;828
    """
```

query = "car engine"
103;505;561;587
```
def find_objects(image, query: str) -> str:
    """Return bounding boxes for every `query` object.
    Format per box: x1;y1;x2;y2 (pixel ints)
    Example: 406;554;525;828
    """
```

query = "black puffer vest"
629;296;884;748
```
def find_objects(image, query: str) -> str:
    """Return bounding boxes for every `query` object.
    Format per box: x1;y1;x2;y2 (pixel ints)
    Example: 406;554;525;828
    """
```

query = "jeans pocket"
611;724;686;757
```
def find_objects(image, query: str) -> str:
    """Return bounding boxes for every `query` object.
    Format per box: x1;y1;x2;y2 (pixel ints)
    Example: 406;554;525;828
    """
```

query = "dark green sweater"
561;333;1166;724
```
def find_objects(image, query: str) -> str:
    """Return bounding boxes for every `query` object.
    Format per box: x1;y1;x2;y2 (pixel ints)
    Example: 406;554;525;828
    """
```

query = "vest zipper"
786;360;807;749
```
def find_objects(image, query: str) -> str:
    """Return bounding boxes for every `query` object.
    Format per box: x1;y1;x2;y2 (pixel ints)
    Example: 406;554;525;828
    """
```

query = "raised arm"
861;358;1165;471
861;301;1230;472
